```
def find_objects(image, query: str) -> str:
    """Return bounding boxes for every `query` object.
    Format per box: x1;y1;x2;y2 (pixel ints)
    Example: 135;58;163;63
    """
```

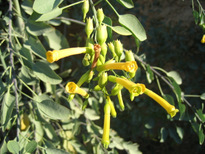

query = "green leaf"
84;108;100;120
19;47;33;69
196;109;205;123
44;123;59;141
24;36;47;59
31;8;62;22
193;10;199;24
36;100;71;120
167;71;182;85
45;148;69;154
116;0;134;8
200;93;205;100
146;64;154;83
118;14;147;41
168;127;182;144
7;140;20;154
1;89;15;132
21;0;33;15
176;127;184;140
26;20;52;36
123;141;142;154
33;0;63;14
171;79;181;103
163;94;175;106
0;78;6;97
0;139;8;154
160;127;168;143
33;120;44;142
111;26;132;36
103;16;112;41
43;28;69;50
33;61;62;85
26;140;37;153
199;124;205;145
178;103;186;119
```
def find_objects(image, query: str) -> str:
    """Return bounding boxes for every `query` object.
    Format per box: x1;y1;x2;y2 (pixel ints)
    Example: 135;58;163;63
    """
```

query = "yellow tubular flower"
65;82;89;98
97;61;138;73
144;88;179;118
106;96;117;118
20;113;30;131
108;76;145;97
102;103;111;149
46;47;88;63
201;34;205;43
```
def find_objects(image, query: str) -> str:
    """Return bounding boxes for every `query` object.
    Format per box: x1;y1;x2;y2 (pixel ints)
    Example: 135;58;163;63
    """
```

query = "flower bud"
97;25;108;45
125;50;135;61
82;54;91;66
106;96;117;118
101;43;107;57
102;103;110;149
111;83;123;96
20;113;30;131
97;8;105;24
87;70;94;83
99;54;105;64
82;0;89;21
85;17;93;38
108;42;116;58
98;72;108;88
114;40;123;61
117;90;125;111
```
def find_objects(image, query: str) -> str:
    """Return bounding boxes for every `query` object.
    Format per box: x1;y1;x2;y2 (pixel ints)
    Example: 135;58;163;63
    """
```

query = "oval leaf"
118;14;147;41
116;0;134;9
37;100;71;120
33;61;62;85
111;26;132;36
7;140;20;154
200;93;205;100
45;148;68;154
84;108;100;121
26;140;37;153
167;71;182;85
33;0;63;14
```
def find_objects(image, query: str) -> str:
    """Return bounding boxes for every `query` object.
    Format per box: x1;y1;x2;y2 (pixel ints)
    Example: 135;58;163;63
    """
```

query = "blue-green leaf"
33;0;63;14
118;14;147;41
45;148;69;154
111;26;132;36
25;140;37;153
116;0;134;8
7;140;20;154
37;100;71;120
167;71;182;85
33;61;62;85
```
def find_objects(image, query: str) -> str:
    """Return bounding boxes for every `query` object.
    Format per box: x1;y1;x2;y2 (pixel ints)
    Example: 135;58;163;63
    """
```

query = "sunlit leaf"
200;93;205;100
84;108;100;120
123;141;142;154
116;0;134;8
45;148;68;154
33;61;62;85
111;26;132;36
25;140;37;153
7;140;20;154
167;71;182;85
36;100;71;120
118;14;147;41
33;0;63;14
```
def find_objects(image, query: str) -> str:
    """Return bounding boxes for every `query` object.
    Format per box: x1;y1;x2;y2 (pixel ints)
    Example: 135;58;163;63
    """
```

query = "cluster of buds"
45;7;179;149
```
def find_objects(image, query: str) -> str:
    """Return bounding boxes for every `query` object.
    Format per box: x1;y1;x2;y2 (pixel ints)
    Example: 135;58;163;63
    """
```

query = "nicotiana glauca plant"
0;0;205;153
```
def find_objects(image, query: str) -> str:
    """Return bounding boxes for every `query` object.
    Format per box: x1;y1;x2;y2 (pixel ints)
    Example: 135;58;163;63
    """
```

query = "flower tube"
102;103;111;149
108;76;145;97
65;82;89;98
97;61;138;73
144;88;179;117
106;96;117;118
46;47;88;63
201;34;205;44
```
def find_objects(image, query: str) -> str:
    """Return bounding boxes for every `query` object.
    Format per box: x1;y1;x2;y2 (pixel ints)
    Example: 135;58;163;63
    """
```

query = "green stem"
184;94;201;98
105;0;119;17
156;75;164;96
19;78;38;96
61;0;84;10
89;0;99;27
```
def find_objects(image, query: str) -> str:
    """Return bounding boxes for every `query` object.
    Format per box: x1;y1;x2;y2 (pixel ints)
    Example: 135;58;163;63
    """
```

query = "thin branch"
8;0;20;143
134;55;204;124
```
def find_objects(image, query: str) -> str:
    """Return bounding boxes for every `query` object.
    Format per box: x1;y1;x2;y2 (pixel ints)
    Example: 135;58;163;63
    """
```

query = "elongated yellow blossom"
106;96;117;118
144;88;179;117
65;82;89;98
46;47;88;63
108;76;145;97
97;61;138;73
102;103;111;149
201;34;205;43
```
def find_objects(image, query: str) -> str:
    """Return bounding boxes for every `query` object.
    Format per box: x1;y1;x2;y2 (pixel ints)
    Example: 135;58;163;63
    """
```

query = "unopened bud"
82;0;89;21
97;8;105;24
98;72;108;88
114;40;123;61
85;17;93;38
97;25;108;45
82;54;91;66
101;43;107;57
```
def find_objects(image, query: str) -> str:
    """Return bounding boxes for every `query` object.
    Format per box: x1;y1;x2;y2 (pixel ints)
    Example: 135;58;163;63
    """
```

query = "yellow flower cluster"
45;6;179;149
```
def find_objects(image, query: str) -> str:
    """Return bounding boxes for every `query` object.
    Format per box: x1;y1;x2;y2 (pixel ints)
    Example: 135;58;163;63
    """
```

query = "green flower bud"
101;43;107;57
102;103;110;149
82;54;91;66
85;17;93;38
94;85;102;91
97;8;105;24
114;40;123;61
111;83;123;96
86;38;94;54
117;90;124;111
106;96;117;118
87;70;94;83
97;25;108;45
97;57;103;66
82;99;88;110
98;72;108;88
82;0;89;21
99;54;105;64
125;50;135;61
